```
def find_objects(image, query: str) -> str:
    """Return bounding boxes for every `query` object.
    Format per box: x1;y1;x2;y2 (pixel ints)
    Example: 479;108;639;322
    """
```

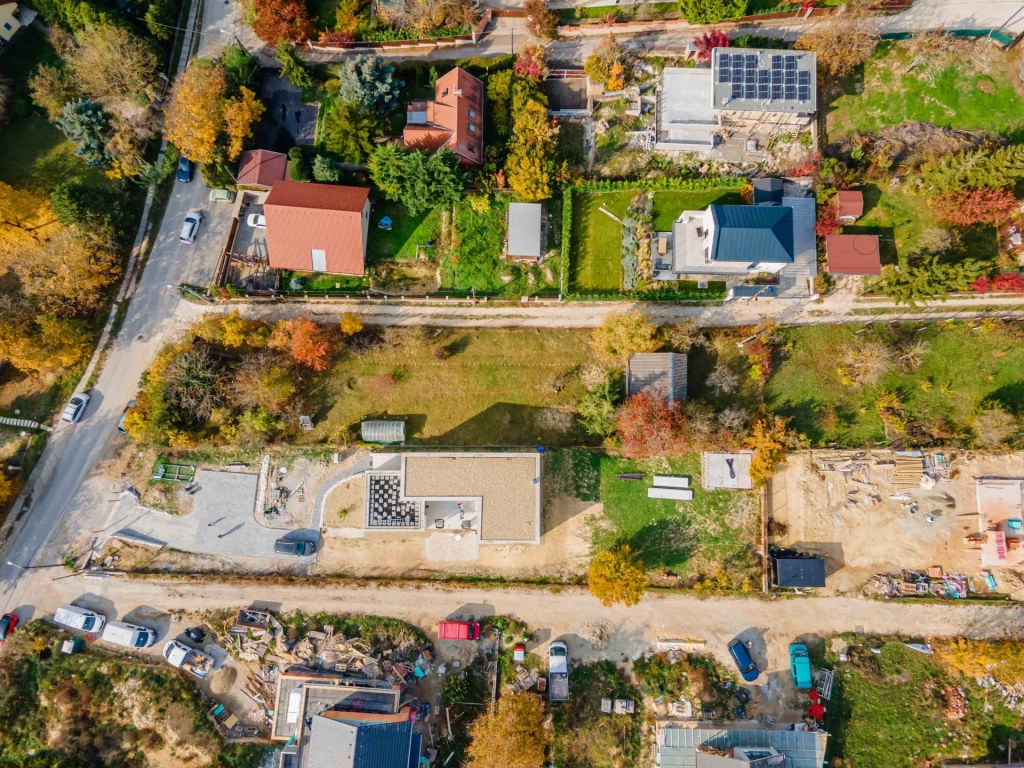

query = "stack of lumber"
892;453;926;490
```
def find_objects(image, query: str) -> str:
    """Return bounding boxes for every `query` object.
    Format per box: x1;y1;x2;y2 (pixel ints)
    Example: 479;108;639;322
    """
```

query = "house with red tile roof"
403;67;484;167
237;149;288;190
264;180;370;276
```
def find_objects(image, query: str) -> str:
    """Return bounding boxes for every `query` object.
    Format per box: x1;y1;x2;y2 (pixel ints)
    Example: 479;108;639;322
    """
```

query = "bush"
288;146;311;181
679;0;748;24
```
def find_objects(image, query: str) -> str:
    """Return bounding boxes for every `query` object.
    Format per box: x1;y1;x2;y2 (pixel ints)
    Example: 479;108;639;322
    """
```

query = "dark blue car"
176;155;193;182
728;639;760;682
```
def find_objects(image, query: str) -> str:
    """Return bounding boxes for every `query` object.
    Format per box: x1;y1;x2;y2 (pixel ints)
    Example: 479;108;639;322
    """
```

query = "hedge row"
560;186;573;297
573;175;748;193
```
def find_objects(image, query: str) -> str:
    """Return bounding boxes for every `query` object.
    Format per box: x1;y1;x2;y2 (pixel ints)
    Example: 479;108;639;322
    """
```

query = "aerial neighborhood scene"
9;0;1024;764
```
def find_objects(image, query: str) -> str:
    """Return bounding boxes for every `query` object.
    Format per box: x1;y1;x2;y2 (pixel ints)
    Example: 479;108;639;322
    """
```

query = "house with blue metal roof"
652;178;816;298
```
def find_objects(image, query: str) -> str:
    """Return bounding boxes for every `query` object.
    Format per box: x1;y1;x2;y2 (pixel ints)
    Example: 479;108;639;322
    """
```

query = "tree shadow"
627;515;696;570
429;402;592;448
984;382;1024;414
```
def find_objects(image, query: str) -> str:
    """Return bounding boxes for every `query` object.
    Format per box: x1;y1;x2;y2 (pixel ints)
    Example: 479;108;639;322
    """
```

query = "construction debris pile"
975;677;1024;714
868;568;982;599
814;450;956;493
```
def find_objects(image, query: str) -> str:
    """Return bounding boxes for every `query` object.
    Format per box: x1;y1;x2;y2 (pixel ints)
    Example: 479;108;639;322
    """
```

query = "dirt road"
20;573;1023;702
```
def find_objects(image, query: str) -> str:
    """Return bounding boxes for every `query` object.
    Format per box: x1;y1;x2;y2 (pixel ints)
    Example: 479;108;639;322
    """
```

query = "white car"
179;211;202;244
246;213;266;229
61;392;90;424
208;188;236;204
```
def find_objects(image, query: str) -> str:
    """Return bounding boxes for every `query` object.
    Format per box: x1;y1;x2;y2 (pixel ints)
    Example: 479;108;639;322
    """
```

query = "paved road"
0;1;234;614
14;573;1024;691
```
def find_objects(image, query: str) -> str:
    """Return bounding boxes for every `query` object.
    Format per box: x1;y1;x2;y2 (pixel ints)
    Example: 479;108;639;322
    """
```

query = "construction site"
769;450;1024;598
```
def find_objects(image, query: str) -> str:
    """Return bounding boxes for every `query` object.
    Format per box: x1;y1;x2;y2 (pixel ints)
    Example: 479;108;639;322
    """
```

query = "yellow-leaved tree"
588;545;647;607
466;693;548;768
748;415;802;486
505;97;555;202
164;60;228;165
0;183;61;255
590;310;659;365
223;86;266;160
339;312;364;336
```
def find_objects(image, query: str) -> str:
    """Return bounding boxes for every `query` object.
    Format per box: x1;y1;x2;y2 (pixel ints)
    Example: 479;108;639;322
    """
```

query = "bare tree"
973;407;1017;448
707;365;740;395
841;339;894;387
69;24;158;112
717;406;748;431
164;347;224;421
662;319;711;353
684;401;716;441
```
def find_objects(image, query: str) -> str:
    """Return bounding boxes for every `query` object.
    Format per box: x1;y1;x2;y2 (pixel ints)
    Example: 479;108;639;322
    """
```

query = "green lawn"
765;322;1024;445
310;327;595;446
569;190;749;294
366;202;439;263
827;642;1024;768
592;452;760;579
279;271;369;292
825;41;1024;140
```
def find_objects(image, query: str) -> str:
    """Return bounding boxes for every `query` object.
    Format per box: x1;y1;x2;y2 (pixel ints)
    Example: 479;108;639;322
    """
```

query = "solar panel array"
717;52;811;103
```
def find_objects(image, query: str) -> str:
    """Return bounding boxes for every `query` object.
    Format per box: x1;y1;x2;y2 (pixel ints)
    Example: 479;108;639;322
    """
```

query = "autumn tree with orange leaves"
929;188;1019;227
269;317;333;371
252;0;314;44
224;86;266;160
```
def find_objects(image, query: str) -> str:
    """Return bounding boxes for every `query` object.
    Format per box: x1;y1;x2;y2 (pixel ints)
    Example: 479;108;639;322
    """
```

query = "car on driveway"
209;188;235;204
176;156;193;183
61;392;90;424
0;613;18;645
274;538;315;557
789;642;813;690
179;211;202;244
246;212;266;228
728;639;760;682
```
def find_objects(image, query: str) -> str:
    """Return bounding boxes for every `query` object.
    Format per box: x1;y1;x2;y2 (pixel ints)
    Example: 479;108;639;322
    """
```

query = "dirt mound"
829;121;1001;171
208;665;238;695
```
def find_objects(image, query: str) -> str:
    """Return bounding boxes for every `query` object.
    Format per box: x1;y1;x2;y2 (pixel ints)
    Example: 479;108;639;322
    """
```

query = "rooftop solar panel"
758;83;769;99
719;53;730;66
771;68;782;85
771;55;782;69
771;84;782;100
784;55;797;70
719;68;730;83
745;83;757;99
731;82;743;98
798;70;810;85
758;69;770;84
785;71;795;85
784;84;796;100
746;54;757;67
798;85;810;101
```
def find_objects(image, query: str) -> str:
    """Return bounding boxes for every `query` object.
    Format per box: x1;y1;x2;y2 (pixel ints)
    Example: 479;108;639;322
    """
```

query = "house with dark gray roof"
656;722;827;768
652;178;816;298
302;716;420;768
627;353;687;407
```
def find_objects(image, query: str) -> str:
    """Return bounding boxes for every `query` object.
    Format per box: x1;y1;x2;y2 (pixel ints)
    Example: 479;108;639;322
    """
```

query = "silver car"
179;211;202;244
208;188;235;204
61;393;90;424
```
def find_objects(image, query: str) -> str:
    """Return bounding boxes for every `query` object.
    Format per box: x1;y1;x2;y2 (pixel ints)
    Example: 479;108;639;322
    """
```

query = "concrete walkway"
174;292;1024;329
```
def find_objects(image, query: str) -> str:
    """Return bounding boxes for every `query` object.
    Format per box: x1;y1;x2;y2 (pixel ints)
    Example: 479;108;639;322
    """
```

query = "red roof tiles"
402;67;484;166
264;181;370;276
237;150;288;189
837;190;864;220
826;234;881;275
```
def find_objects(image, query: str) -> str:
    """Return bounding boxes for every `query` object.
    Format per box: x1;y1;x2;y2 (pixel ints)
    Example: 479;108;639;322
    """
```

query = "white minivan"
101;620;156;649
53;604;106;633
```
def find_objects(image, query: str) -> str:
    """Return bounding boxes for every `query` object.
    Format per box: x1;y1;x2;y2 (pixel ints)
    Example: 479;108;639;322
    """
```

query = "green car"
789;642;813;690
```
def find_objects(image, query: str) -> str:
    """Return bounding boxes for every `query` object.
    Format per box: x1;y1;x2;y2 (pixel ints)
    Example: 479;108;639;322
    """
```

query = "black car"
274;539;316;557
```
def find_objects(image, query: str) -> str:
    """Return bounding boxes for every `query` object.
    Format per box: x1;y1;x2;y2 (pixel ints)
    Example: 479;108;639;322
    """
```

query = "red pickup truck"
438;620;481;641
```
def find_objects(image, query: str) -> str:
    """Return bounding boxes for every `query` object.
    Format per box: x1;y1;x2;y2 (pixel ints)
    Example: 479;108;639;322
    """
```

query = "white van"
53;604;106;633
101;620;156;649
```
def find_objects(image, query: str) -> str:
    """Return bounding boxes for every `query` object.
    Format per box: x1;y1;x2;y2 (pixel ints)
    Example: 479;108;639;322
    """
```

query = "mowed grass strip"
366;202;439;263
825;40;1024;140
312;328;595;446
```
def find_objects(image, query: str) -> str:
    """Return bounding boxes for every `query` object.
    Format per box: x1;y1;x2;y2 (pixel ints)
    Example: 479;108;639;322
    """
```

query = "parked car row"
727;636;815;690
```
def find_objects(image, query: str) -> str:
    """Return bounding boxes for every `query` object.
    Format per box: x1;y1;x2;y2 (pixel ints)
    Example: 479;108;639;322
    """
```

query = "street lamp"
6;561;65;571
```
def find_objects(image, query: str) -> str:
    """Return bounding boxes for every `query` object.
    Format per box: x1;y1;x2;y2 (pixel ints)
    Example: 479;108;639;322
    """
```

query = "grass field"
765;322;1024;445
851;185;998;268
366;202;439;263
825;40;1024;140
592;452;760;579
311;328;595;446
279;271;369;291
827;641;1024;768
570;189;745;293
